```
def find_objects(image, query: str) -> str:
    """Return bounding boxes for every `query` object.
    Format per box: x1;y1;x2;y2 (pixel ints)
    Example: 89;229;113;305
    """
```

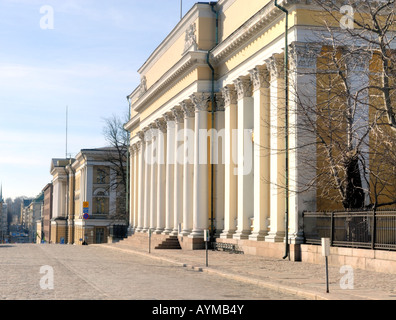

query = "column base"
233;230;250;240
248;231;267;241
180;229;192;237
188;229;204;239
162;228;173;235
220;229;236;239
154;228;164;234
265;231;285;243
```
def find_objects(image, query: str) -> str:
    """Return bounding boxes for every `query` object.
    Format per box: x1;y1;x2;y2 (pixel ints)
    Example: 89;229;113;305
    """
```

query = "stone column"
128;144;135;231
136;134;145;232
143;128;151;233
233;77;254;240
249;65;270;241
133;144;139;231
171;106;185;235
288;42;322;242
265;53;286;242
190;92;211;240
149;123;158;233
180;100;195;236
163;112;175;235
155;118;167;234
86;165;93;217
220;85;238;239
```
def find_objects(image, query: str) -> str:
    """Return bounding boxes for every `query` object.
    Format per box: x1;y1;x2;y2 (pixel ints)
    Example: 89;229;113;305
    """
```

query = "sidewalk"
100;239;396;300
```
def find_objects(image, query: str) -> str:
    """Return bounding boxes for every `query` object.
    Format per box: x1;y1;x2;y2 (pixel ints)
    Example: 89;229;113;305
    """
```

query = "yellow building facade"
50;148;127;245
125;0;396;259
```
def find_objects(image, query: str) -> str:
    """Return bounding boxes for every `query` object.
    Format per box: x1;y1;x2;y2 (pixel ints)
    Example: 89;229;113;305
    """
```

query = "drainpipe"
207;2;218;243
274;0;290;260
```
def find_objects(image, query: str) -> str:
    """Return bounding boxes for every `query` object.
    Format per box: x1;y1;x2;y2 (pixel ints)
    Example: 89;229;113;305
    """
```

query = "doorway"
95;227;105;244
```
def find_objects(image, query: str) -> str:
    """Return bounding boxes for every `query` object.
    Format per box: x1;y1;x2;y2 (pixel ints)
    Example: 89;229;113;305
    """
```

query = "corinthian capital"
155;118;167;133
265;54;284;80
289;42;322;70
190;92;210;112
249;66;270;91
233;76;252;100
221;85;237;107
171;106;184;124
180;100;195;118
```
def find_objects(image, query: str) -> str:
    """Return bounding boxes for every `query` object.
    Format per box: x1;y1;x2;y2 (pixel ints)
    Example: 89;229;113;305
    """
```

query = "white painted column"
220;85;238;239
249;66;271;241
79;166;86;219
265;53;286;242
233;77;254;240
171;107;185;235
86;165;93;217
190;92;210;239
133;144;139;230
155;118;167;234
143;128;151;233
163;112;175;235
288;42;322;243
128;145;135;230
149;123;158;233
180;100;195;236
136;136;145;232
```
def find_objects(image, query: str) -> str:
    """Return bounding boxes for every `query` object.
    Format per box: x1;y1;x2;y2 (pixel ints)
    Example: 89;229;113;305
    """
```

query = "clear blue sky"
0;0;200;200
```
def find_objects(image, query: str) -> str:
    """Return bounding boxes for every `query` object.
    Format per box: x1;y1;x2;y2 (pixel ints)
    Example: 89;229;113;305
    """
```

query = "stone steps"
155;236;181;250
115;232;181;250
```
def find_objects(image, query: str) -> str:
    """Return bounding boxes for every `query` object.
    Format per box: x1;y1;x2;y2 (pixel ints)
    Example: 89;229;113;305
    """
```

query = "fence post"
371;209;376;250
330;212;334;246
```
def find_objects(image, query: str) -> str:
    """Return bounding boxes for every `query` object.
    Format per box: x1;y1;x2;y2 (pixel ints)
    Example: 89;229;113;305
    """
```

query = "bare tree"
101;113;129;221
284;0;396;210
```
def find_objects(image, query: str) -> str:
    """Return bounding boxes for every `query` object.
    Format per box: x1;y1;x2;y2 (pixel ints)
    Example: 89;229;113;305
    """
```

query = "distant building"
0;185;8;242
42;183;53;242
25;192;44;243
50;147;127;245
20;198;32;228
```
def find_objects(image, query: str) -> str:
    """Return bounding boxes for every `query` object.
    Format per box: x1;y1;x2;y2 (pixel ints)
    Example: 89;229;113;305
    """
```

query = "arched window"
94;190;108;214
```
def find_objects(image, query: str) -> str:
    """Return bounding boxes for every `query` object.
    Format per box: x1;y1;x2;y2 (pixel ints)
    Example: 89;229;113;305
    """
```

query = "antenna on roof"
66;105;68;159
180;0;183;20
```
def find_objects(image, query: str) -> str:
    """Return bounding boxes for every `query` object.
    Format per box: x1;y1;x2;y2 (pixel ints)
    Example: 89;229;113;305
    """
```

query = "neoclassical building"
124;0;395;259
50;148;127;245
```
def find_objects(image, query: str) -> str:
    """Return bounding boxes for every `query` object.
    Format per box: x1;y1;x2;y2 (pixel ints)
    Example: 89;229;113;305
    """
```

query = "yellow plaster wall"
197;17;215;51
220;0;270;41
143;29;187;90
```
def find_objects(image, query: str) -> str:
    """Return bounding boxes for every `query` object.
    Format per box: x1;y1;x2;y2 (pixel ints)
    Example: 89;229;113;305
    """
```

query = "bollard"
204;230;210;267
321;237;331;293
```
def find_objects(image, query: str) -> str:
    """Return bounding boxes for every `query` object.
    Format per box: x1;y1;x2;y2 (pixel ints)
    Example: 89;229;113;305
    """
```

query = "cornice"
210;0;312;65
124;114;140;132
131;51;208;113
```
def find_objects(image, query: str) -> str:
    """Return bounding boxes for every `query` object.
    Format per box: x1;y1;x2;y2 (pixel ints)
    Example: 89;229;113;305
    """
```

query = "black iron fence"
303;209;396;250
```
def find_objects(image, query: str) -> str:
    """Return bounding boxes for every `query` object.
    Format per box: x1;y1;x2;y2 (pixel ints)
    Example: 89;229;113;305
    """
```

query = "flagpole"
180;0;182;19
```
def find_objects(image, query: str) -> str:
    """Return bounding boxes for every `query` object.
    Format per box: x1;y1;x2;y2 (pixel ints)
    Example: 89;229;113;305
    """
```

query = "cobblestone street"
0;244;304;300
